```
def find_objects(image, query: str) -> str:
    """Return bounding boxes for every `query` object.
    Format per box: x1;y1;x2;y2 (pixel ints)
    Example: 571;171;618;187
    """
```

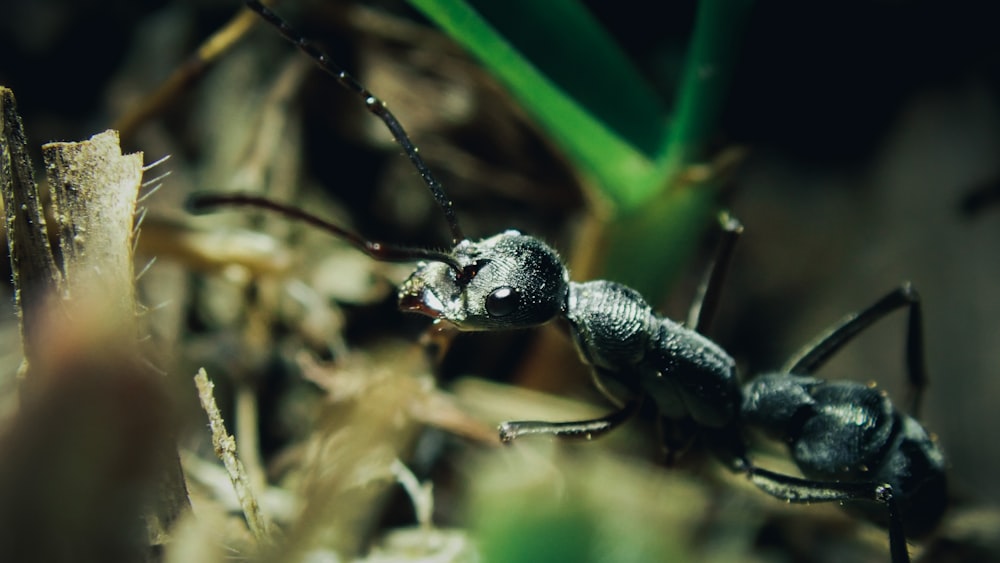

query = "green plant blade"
407;0;670;211
408;0;753;300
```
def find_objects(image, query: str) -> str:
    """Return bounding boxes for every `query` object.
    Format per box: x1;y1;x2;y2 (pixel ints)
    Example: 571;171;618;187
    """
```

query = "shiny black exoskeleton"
396;231;740;432
391;218;946;561
743;373;946;539
188;3;947;562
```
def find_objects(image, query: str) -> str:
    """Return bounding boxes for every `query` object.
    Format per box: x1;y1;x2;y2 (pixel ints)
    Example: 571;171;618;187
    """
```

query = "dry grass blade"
194;368;272;543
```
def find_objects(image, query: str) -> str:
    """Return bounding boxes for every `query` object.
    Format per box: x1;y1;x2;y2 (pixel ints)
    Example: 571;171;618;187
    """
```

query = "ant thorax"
566;280;739;428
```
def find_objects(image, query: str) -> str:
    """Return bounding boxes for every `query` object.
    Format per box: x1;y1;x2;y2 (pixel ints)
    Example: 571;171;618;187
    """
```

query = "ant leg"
687;212;743;334
780;283;928;417
498;400;640;443
744;463;910;563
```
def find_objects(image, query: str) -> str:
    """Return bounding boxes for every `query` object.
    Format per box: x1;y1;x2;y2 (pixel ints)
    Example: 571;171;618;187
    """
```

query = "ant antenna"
187;192;464;272
244;0;465;245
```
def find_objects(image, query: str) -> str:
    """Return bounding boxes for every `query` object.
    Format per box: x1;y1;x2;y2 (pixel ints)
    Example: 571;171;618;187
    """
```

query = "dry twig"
194;368;272;542
1;86;191;557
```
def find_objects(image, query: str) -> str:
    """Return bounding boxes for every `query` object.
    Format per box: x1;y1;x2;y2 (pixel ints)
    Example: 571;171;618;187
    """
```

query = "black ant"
188;2;946;561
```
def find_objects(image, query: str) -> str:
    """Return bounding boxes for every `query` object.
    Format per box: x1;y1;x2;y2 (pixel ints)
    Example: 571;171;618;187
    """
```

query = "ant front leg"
780;282;929;417
743;463;911;563
498;399;641;443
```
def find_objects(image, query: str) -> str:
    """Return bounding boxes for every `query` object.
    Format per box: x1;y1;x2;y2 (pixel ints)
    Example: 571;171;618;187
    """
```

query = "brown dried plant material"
0;299;176;563
0;87;61;377
112;0;280;139
138;215;294;277
0;86;190;559
194;368;272;543
297;351;497;446
43;129;144;323
1;87;146;376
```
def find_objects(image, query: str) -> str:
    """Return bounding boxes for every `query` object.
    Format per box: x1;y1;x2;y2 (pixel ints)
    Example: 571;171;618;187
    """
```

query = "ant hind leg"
780;283;928;417
744;462;911;563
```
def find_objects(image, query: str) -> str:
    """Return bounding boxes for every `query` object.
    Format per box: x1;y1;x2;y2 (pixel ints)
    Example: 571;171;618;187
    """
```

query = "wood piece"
0;87;61;378
43;129;143;325
0;87;191;558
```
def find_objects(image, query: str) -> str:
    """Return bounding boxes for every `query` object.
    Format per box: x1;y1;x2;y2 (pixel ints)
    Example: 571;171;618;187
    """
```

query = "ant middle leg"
498;363;646;443
686;211;744;334
498;399;641;443
780;282;928;417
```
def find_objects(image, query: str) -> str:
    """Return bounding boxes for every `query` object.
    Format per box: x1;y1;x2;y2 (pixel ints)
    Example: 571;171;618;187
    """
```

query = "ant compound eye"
486;286;519;317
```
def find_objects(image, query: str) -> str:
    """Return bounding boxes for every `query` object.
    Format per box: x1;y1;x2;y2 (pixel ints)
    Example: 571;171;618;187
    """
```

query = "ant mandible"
188;2;946;561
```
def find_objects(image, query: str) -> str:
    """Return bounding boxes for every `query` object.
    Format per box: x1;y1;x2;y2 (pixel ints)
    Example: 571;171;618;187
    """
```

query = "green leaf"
407;0;669;211
408;0;753;300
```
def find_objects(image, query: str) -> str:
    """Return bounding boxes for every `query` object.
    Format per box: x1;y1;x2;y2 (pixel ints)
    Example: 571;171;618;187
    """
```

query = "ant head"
399;230;569;330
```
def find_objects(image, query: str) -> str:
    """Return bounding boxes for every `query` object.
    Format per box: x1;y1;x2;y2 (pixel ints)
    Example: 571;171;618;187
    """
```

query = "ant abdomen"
743;374;946;538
